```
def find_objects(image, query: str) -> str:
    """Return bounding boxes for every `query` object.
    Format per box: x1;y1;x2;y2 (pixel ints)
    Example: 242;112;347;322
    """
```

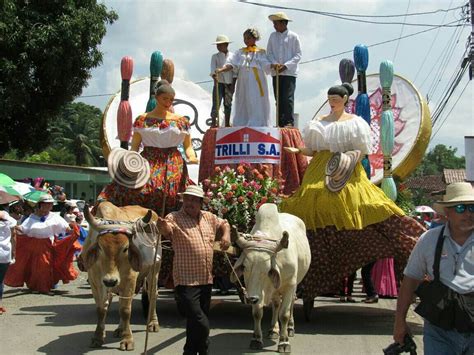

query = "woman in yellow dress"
281;83;424;316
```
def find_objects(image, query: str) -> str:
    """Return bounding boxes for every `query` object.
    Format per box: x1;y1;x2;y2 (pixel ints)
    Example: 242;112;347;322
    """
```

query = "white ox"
231;203;310;353
81;202;161;351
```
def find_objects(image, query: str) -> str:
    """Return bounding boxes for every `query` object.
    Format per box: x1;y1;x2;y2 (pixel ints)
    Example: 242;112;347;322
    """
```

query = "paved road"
1;269;424;354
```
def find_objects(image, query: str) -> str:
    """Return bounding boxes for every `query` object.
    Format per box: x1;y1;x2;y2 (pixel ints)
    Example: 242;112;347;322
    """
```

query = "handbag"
414;227;456;330
415;226;474;332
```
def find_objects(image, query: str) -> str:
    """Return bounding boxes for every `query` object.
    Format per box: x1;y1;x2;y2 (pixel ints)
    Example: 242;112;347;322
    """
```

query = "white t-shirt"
0;212;18;263
20;213;69;241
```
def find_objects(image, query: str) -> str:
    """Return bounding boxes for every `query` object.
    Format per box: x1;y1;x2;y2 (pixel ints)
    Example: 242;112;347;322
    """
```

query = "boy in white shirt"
210;35;235;127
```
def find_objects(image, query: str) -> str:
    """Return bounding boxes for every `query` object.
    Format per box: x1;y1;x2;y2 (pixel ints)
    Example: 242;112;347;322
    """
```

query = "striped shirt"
165;209;226;286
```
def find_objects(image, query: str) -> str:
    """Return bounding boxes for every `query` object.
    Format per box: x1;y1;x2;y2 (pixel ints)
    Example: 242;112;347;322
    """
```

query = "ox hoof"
267;330;279;340
113;327;123;338
147;321;160;332
278;343;291;353
249;339;263;350
90;337;104;348
119;338;135;351
288;328;295;337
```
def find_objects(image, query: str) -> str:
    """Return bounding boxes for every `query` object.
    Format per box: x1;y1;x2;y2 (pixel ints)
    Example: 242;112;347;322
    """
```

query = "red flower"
246;191;254;198
256;174;264;180
231;184;238;191
214;166;221;174
225;191;234;200
237;165;245;175
237;196;245;203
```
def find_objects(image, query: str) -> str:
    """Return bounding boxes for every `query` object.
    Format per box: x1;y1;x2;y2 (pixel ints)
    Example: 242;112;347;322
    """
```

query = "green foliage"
1;102;103;166
50;102;103;166
414;144;465;176
0;1;117;155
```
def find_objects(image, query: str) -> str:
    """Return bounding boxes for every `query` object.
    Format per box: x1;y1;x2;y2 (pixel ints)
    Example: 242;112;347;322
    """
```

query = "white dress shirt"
267;29;302;77
210;51;234;84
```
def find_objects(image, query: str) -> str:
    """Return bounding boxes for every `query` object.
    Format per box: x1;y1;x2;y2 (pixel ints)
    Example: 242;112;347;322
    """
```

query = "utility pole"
470;0;474;79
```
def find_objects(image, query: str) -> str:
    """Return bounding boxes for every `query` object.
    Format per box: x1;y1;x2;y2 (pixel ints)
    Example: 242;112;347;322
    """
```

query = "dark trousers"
272;75;296;127
340;272;356;296
175;284;212;355
211;82;233;119
0;263;10;299
361;261;377;297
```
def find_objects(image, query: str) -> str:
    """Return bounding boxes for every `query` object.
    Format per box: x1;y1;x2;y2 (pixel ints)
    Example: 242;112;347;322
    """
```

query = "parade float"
100;46;432;321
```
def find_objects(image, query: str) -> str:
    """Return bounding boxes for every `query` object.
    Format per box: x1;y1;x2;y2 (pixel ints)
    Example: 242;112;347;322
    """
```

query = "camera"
383;334;417;355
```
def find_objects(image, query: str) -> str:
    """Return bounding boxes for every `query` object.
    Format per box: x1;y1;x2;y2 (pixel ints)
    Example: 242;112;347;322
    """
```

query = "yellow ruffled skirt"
280;150;405;231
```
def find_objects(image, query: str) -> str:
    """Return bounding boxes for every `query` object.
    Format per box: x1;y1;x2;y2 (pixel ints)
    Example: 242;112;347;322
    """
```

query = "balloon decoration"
379;60;397;201
339;58;355;84
117;56;134;149
161;58;175;84
353;44;371;178
146;51;164;112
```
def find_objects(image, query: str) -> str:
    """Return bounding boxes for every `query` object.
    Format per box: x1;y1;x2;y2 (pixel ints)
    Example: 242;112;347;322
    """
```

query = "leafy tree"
413;144;465;176
0;1;117;155
50;102;103;166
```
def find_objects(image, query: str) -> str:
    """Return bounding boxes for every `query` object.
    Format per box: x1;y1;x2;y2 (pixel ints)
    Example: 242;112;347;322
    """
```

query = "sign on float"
215;127;281;165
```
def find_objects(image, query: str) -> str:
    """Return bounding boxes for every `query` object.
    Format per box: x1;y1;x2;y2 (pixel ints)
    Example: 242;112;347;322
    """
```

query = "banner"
215;127;281;165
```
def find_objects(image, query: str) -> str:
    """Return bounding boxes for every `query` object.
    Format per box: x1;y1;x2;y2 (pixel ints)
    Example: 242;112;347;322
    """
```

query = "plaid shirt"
165;209;225;286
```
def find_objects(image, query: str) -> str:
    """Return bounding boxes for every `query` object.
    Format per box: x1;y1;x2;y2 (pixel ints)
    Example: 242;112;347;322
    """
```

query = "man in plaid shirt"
156;185;231;355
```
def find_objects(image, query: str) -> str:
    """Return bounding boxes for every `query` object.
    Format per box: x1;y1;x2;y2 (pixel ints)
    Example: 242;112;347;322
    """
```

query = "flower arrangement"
202;164;285;233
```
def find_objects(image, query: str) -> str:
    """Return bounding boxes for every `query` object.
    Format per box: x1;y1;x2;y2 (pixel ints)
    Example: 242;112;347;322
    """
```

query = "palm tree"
50;102;104;166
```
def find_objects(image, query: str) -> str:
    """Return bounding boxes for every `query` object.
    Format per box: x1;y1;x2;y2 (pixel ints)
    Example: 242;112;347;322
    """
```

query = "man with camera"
393;182;474;354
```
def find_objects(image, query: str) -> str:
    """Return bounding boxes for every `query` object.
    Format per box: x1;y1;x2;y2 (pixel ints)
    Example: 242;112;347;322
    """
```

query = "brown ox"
81;202;160;351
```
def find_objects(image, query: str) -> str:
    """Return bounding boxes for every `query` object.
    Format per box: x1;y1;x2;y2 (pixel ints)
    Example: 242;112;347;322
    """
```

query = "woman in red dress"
5;194;80;294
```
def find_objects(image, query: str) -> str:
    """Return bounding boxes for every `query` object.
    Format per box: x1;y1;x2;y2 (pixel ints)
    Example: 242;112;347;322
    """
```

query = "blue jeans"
424;321;474;355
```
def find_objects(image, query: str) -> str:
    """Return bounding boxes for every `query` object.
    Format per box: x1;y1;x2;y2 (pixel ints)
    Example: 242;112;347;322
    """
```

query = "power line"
239;0;467;27
431;78;470;140
393;0;412;63
413;0;456;84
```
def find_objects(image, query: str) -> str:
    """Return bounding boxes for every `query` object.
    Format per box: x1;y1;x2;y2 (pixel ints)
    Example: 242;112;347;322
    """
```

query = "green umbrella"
0;185;22;196
23;190;49;203
0;173;15;186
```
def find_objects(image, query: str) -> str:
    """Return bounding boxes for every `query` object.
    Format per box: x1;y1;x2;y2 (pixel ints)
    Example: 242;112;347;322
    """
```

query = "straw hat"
180;185;205;198
325;150;361;192
0;191;20;205
38;194;55;204
433;182;474;213
107;148;150;189
268;11;292;22
212;35;231;44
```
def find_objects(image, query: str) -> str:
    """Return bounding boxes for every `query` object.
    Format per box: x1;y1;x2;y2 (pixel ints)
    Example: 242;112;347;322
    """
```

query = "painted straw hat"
107;148;150;189
433;182;474;213
325;150;361;192
268;11;292;22
212;35;231;44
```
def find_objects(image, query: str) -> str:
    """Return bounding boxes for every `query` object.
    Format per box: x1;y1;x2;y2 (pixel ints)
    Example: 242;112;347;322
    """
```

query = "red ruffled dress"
98;115;192;215
5;213;80;294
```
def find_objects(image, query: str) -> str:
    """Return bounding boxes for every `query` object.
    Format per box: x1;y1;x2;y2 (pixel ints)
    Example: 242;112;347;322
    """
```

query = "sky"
77;0;473;156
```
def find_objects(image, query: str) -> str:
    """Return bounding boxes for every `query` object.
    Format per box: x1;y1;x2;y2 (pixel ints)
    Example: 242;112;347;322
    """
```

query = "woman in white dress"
215;28;273;127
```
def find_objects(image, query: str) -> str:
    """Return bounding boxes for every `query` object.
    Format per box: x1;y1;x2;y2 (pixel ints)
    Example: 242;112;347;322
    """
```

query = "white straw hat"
268;12;292;22
325;150;361;192
212;34;231;44
433;182;474;213
38;194;55;203
107;148;150;189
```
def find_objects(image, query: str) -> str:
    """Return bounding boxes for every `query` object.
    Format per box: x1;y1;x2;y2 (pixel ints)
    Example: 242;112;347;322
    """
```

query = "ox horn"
83;203;106;230
142;210;153;224
275;231;289;252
